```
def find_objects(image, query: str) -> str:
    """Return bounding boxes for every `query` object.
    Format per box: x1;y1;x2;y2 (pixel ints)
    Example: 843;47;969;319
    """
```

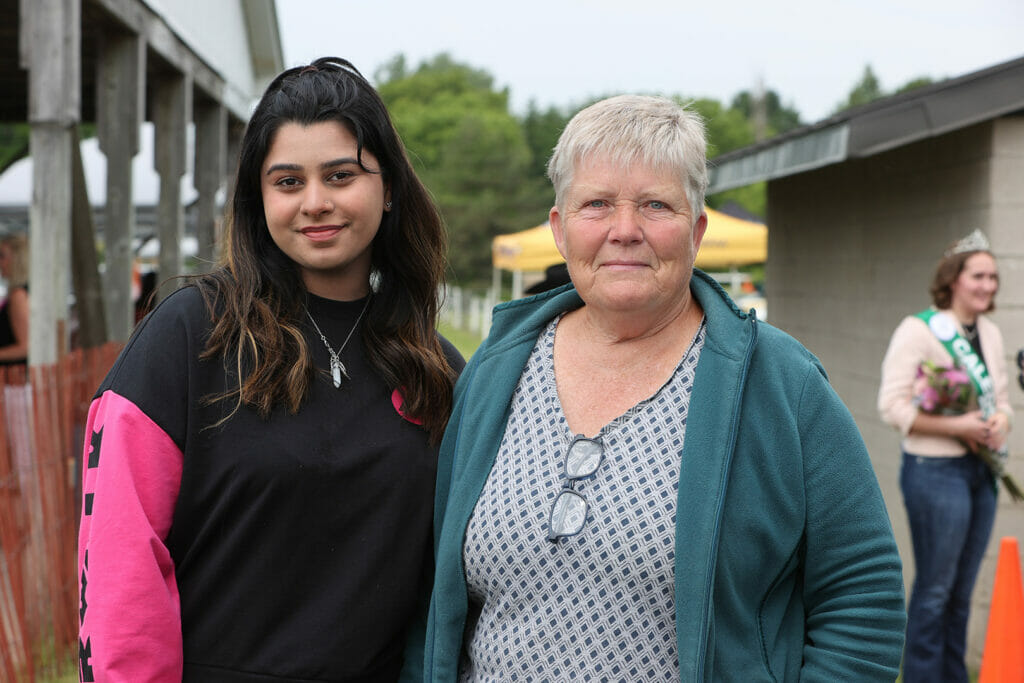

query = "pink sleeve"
77;390;184;682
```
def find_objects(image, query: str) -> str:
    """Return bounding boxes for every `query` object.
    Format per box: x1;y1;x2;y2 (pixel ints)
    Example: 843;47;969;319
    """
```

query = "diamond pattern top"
460;315;706;682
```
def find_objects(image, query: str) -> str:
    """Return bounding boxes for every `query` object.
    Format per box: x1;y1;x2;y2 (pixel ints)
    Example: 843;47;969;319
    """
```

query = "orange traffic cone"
979;537;1024;682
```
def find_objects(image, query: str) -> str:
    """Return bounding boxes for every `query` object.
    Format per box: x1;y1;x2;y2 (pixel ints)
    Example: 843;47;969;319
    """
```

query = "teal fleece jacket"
423;271;906;682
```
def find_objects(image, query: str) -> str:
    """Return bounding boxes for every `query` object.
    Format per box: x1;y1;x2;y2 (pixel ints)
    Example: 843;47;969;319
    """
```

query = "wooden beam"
96;31;145;341
70;127;107;349
91;0;250;120
193;99;226;269
22;0;80;365
152;71;191;303
19;0;81;123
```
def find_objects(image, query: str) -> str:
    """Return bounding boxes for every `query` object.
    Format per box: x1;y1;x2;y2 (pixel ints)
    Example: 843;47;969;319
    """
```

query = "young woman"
879;229;1012;682
77;57;463;682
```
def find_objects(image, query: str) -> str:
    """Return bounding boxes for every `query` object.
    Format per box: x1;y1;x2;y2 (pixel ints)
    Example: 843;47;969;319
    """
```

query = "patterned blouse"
460;315;706;681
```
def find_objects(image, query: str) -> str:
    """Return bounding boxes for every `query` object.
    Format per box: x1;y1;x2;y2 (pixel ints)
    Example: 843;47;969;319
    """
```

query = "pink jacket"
878;312;1013;457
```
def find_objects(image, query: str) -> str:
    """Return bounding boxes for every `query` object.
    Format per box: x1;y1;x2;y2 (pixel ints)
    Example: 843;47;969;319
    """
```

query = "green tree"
893;76;935;95
521;101;570;182
835;64;884;113
688;97;756;158
686;98;767;218
0;123;30;175
377;54;540;286
373;54;408;84
730;89;802;140
706;182;767;220
0;123;96;175
376;55;815;276
833;67;938;116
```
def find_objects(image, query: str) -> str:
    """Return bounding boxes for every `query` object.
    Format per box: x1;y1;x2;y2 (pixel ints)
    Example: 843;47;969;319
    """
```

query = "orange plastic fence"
0;343;122;682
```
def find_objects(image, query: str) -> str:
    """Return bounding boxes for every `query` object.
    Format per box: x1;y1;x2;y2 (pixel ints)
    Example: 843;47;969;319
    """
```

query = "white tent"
0;123;199;207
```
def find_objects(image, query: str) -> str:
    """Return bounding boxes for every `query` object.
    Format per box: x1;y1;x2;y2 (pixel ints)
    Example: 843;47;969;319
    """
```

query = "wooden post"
21;0;80;366
152;72;192;303
70;128;108;349
194;99;227;270
218;118;246;260
96;31;144;342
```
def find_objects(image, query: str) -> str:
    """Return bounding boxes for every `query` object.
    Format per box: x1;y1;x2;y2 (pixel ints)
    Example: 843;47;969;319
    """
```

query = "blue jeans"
900;453;996;683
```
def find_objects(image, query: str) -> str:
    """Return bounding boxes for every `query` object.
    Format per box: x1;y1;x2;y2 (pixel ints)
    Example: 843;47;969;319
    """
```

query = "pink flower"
914;361;1024;503
945;368;969;385
917;386;940;412
915;361;973;414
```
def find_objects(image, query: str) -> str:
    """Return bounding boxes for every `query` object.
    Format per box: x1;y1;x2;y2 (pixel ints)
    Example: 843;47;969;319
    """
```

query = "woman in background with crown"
879;229;1013;682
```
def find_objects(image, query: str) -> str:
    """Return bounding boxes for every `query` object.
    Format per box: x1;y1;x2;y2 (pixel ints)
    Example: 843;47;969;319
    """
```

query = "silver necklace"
305;296;371;388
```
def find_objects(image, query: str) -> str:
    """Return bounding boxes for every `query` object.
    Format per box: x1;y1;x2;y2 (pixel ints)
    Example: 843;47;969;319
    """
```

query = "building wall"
765;116;1024;668
141;0;274;101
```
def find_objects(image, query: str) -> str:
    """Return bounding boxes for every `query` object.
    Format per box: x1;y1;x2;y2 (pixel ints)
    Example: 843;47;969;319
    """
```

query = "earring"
385;201;393;211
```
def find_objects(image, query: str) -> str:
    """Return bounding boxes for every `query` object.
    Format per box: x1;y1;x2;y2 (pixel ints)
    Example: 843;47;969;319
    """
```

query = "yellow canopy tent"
492;207;766;272
694;208;767;269
492;222;561;271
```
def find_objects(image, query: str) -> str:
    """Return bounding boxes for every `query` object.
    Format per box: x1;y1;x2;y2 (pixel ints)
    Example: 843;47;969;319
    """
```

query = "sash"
914;309;997;417
914;309;1024;500
916;308;1011;486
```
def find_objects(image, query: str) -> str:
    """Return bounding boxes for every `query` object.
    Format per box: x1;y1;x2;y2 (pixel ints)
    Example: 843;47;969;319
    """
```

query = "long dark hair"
196;57;456;441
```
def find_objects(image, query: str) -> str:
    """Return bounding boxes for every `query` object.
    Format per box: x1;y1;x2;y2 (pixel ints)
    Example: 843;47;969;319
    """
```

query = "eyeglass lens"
549;490;588;539
564;437;603;478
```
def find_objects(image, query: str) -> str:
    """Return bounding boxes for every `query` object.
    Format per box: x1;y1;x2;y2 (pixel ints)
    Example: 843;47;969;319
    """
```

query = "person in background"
425;95;906;681
0;233;29;366
524;262;571;295
134;268;157;324
878;229;1012;683
77;57;463;681
1016;348;1023;391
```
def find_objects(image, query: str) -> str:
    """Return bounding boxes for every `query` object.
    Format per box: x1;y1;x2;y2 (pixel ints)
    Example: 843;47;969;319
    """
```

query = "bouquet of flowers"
915;360;1024;502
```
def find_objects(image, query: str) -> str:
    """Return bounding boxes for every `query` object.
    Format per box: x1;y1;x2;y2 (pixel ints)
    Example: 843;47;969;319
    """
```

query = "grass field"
438;320;483;360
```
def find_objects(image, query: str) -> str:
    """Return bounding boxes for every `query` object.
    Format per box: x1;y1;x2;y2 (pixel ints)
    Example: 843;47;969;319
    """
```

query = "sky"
1;0;1019;207
275;0;1024;124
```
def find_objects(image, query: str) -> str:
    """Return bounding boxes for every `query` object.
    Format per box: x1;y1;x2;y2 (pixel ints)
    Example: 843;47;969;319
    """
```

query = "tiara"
945;229;990;257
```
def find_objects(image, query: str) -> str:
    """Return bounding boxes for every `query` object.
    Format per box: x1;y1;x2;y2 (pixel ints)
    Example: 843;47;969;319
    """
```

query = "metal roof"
708;55;1024;194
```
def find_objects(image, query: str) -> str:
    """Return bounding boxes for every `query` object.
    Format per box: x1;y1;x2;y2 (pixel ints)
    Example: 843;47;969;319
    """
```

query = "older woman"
423;95;906;681
878;231;1012;683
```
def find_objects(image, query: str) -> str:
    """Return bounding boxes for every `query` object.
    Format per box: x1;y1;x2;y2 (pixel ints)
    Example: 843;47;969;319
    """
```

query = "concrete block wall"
763;117;1024;669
